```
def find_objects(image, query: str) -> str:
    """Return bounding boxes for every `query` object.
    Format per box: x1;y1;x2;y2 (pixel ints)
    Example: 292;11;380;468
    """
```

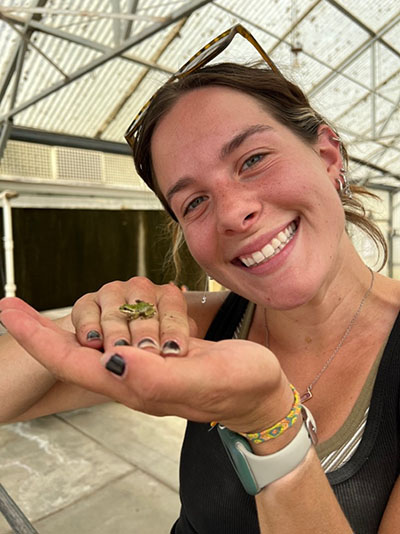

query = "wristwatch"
217;406;318;495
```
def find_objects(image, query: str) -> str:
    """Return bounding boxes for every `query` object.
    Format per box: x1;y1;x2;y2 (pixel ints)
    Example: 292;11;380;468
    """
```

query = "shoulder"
185;291;231;339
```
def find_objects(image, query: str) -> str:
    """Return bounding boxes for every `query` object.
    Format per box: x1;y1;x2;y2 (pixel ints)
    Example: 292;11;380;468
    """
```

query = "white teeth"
252;251;265;263
271;238;281;250
261;243;274;258
239;221;297;267
278;231;287;242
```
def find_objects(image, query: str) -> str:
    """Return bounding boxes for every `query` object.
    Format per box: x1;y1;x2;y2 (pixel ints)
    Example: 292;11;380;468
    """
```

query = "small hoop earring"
201;274;212;304
336;168;352;199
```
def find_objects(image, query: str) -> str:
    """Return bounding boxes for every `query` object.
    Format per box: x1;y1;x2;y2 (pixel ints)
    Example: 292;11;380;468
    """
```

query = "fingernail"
162;340;181;355
105;354;126;376
87;330;101;341
137;338;159;350
114;339;130;346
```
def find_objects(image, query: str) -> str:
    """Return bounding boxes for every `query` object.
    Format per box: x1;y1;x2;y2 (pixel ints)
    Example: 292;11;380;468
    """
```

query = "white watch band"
218;405;317;494
237;406;317;489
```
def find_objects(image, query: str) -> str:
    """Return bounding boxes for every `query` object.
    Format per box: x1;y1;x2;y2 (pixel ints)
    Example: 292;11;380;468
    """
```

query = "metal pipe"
0;484;39;534
0;190;18;297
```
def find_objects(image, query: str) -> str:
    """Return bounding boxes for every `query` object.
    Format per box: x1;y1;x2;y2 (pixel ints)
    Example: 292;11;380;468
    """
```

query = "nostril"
244;212;256;221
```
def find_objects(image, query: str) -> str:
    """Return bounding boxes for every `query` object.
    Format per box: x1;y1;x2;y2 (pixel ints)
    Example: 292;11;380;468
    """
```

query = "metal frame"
0;0;398;194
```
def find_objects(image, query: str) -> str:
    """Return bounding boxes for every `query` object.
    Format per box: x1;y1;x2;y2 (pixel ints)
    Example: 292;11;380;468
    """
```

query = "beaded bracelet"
239;384;301;444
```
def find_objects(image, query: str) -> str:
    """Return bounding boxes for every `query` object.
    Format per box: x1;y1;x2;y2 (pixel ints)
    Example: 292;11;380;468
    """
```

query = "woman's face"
151;86;347;309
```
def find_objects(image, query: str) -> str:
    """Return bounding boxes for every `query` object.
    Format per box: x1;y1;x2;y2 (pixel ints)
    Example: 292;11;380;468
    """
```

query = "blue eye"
184;195;207;215
242;154;264;171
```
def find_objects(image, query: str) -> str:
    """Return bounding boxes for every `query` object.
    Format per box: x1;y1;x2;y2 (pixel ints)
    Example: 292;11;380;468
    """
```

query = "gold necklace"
264;268;375;403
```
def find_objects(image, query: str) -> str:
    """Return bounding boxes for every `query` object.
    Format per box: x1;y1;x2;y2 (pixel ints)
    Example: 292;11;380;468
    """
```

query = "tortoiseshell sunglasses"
124;23;280;149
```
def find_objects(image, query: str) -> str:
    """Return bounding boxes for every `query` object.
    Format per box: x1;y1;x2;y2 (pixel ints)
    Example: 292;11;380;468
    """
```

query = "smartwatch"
217;406;317;495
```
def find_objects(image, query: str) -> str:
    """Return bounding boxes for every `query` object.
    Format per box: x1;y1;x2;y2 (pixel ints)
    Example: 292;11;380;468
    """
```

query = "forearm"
255;447;352;533
0;314;75;423
0;331;57;422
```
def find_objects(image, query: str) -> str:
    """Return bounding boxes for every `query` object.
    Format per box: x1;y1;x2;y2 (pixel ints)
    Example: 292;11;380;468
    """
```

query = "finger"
0;307;135;403
0;297;56;329
100;338;219;420
157;283;190;356
96;280;137;350
123;278;161;353
72;293;104;349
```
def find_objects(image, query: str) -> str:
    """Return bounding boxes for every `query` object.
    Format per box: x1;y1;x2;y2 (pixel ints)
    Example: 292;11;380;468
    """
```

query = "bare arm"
0;300;107;423
0;281;225;423
255;448;353;533
0;298;376;532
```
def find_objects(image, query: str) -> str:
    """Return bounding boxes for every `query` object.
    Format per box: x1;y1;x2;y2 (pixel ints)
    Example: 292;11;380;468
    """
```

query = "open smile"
238;219;299;268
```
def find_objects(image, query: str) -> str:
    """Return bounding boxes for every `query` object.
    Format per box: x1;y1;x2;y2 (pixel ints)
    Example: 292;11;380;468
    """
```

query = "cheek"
182;227;216;271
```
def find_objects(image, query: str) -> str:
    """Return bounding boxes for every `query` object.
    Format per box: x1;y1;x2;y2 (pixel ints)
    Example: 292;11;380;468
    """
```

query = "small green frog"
119;299;157;320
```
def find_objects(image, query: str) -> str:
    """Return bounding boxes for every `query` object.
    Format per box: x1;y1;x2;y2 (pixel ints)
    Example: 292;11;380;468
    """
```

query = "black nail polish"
105;354;126;376
137;338;159;350
87;330;101;341
162;340;181;355
114;339;130;346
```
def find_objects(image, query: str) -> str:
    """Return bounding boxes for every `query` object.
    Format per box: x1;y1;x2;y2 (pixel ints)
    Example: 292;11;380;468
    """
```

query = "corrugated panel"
0;0;399;191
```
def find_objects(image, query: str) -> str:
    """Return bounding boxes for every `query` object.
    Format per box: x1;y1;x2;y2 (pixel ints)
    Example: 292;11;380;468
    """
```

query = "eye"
241;153;264;171
184;195;207;215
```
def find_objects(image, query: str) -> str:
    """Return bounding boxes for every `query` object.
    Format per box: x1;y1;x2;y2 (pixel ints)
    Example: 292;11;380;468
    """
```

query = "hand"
71;277;196;356
0;298;290;432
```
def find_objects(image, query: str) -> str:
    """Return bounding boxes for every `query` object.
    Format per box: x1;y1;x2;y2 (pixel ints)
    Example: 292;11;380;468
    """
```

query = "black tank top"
171;293;400;534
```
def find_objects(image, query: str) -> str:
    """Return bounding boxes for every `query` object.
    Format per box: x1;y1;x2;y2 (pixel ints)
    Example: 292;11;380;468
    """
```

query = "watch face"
217;425;260;495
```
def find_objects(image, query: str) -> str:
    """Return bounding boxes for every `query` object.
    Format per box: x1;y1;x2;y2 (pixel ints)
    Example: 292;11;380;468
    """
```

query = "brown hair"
131;62;387;270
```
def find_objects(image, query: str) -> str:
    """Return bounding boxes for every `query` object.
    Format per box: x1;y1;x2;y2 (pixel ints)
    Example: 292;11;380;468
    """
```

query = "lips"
238;220;298;267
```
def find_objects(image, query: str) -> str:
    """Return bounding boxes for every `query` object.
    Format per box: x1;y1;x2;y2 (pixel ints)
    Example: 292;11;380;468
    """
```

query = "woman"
0;25;399;533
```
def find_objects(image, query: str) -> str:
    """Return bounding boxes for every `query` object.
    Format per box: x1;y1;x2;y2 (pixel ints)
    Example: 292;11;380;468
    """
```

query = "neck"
261;255;374;358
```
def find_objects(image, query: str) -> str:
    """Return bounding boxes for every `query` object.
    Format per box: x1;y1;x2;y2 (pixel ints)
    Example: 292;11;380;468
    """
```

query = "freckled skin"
151;86;347;310
119;300;156;320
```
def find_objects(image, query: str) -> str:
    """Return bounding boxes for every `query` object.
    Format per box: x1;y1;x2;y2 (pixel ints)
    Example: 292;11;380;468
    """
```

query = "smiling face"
151;86;348;309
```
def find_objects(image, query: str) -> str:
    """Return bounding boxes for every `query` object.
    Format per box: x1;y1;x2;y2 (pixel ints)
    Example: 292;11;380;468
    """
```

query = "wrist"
217;406;317;495
249;415;303;455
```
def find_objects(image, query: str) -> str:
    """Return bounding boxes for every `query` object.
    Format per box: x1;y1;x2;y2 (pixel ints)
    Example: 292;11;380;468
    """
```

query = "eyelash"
241;153;265;171
182;153;266;216
183;195;207;215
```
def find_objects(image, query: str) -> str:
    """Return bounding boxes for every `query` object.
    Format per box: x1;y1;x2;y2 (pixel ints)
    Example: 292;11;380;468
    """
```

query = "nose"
215;184;261;235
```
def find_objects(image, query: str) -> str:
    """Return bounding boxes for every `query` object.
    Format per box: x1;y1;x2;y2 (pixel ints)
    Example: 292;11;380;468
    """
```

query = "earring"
336;168;352;199
201;274;212;304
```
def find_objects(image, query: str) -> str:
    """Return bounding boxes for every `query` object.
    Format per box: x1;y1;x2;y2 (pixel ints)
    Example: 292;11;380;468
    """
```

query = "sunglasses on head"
124;24;280;149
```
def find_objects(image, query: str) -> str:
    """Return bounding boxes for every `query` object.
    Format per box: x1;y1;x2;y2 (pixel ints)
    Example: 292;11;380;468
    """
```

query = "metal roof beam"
325;0;400;59
268;0;322;54
96;17;187;138
124;0;139;40
0;0;212;122
215;2;399;109
309;12;400;97
9;125;131;154
111;0;122;46
2;12;174;75
0;0;47;103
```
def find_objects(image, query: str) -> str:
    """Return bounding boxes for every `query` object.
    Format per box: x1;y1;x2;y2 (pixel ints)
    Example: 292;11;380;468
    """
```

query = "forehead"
150;86;279;188
152;85;273;145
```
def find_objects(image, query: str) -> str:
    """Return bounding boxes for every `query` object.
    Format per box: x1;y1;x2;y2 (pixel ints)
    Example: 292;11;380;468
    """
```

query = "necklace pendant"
301;387;313;403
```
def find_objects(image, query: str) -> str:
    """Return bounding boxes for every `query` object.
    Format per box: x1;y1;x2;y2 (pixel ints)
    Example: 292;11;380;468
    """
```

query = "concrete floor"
0;403;186;534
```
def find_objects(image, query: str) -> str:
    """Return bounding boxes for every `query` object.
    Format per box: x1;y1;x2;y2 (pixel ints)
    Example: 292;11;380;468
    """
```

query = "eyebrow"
165;124;273;205
220;124;273;160
166;176;195;205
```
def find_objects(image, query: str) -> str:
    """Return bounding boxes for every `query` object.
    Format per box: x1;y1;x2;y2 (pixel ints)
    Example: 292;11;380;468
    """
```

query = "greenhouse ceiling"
0;0;399;191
